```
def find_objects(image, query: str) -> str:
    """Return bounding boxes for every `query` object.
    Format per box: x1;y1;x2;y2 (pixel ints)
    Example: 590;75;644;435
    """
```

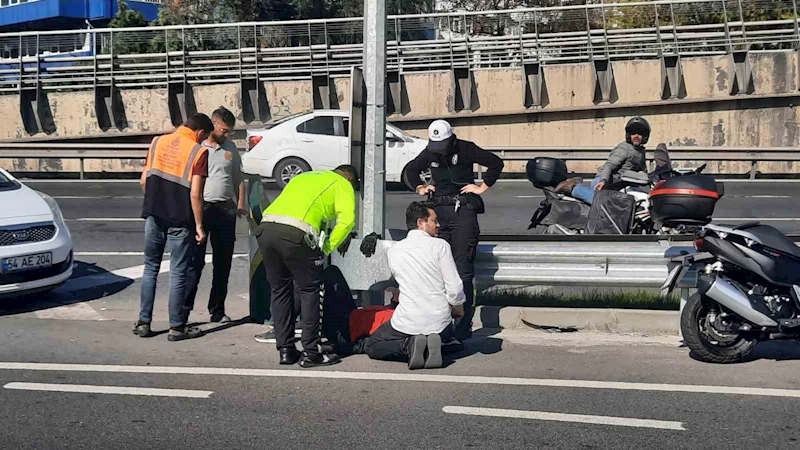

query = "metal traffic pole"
361;0;387;237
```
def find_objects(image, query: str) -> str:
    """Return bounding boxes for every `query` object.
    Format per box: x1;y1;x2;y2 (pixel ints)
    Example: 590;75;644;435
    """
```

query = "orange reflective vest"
141;126;208;227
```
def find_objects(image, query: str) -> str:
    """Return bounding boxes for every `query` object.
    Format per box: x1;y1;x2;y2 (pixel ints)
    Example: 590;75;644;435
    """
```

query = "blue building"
0;0;163;32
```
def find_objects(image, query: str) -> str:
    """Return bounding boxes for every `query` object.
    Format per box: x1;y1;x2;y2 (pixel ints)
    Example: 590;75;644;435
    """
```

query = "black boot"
279;347;301;365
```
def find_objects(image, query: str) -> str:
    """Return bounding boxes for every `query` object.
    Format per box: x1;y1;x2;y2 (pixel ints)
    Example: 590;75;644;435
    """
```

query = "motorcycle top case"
586;190;636;234
526;157;568;188
649;174;723;225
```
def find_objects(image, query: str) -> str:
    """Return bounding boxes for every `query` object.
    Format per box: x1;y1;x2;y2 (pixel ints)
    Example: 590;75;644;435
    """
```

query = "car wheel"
274;158;310;189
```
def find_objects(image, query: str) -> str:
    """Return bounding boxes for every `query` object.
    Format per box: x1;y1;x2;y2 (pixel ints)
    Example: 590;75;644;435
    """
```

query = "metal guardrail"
332;236;697;292
0;0;797;92
2;142;798;179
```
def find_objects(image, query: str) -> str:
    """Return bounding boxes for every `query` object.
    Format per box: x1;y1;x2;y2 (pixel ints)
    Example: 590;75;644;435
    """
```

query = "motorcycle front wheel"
680;293;757;364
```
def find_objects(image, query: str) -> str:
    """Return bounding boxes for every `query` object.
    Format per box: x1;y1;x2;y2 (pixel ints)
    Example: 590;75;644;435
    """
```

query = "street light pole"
361;0;387;237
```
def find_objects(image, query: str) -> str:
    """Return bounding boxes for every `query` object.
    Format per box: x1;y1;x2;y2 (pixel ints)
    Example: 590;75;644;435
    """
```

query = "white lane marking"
33;303;104;321
22;180;140;184
442;406;685;431
1;362;799;399
56;255;216;293
515;195;543;198
67;218;144;222
52;196;141;200
75;252;248;257
713;218;800;221
4;382;212;398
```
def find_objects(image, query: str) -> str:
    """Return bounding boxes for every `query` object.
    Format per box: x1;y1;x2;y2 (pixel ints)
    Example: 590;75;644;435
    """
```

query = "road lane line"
1;363;799;399
713;218;800;221
75;252;248;257
33;303;104;321
442;406;686;431
53;196;141;199
3;382;212;398
67;218;144;222
57;255;215;293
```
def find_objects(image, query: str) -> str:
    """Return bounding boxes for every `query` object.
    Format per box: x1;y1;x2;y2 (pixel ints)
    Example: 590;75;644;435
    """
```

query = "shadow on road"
687;340;800;364
0;261;132;317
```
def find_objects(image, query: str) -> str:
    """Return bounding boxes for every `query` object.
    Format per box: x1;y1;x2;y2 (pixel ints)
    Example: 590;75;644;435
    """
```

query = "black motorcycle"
663;222;800;363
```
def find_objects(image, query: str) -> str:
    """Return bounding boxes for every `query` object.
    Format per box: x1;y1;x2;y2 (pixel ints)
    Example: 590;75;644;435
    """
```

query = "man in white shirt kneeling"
363;202;466;370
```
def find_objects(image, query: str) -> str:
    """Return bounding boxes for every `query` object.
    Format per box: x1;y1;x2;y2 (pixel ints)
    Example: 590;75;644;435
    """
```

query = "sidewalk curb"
473;306;680;335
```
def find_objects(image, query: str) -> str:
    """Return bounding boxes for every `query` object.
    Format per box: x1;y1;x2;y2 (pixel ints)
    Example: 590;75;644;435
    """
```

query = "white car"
242;110;429;188
0;169;73;297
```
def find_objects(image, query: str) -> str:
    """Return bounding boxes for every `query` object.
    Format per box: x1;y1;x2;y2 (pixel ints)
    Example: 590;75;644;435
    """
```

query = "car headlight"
38;192;66;225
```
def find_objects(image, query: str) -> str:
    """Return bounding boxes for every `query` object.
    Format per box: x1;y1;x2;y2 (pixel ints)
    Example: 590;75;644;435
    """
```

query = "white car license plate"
3;252;52;273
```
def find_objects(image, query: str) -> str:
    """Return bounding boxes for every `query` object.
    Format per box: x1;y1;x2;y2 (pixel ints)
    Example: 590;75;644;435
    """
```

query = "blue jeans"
139;216;195;329
571;177;602;204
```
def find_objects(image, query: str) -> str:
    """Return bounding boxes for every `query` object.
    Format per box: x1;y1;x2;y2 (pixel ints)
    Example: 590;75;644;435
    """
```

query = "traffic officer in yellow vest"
255;165;359;367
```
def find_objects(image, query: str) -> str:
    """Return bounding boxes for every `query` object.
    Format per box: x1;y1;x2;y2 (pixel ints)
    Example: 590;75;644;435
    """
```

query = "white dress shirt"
388;229;466;335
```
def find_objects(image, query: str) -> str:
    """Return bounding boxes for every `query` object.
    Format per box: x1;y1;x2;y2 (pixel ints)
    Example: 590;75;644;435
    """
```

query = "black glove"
337;231;357;257
360;232;381;258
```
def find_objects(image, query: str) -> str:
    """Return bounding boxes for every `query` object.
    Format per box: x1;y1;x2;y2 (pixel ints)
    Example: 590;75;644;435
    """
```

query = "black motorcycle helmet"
625;116;651;145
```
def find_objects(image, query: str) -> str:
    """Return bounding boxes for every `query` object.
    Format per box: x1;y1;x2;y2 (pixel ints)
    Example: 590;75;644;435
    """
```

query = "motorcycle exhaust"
697;274;779;327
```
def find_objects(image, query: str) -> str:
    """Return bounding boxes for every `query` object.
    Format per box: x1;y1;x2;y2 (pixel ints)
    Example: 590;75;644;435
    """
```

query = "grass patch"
477;288;680;311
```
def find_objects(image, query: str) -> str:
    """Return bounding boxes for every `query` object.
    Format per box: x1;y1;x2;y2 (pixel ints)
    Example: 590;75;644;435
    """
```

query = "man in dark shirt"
403;120;504;341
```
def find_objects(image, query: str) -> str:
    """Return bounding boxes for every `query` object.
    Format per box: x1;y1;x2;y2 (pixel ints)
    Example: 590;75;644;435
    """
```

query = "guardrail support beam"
167;81;197;128
385;70;407;116
450;67;476;112
94;84;128;132
660;55;685;100
729;51;754;96
523;62;548;108
312;74;339;110
592;58;617;104
240;78;270;124
19;88;55;136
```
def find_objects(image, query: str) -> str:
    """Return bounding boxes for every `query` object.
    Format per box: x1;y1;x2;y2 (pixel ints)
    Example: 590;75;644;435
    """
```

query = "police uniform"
403;120;504;340
256;170;356;367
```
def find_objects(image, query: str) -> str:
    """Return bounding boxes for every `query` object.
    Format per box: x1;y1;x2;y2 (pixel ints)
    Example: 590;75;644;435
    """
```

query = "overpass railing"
1;142;796;179
0;0;798;92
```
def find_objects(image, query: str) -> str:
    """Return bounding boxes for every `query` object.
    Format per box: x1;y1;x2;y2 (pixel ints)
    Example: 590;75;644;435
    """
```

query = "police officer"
255;165;359;368
404;120;504;341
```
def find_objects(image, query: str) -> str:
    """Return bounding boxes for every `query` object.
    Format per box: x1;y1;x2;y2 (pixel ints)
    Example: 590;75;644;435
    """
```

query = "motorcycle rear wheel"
680;293;757;364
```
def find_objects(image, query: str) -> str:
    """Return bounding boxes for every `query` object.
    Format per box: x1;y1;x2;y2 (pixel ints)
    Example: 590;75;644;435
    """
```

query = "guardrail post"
240;25;269;124
660;55;685;99
94;30;127;131
166;28;197;127
591;58;616;104
19;34;55;136
450;67;474;112
750;160;758;179
385;70;407;116
523;62;547;107
79;158;85;180
729;51;754;95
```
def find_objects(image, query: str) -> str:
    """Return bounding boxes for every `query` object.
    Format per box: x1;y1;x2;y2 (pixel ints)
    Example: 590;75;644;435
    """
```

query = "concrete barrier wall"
2;52;799;176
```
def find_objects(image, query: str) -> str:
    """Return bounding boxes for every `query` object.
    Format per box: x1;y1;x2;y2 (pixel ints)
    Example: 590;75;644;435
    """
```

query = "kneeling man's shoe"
407;335;427;370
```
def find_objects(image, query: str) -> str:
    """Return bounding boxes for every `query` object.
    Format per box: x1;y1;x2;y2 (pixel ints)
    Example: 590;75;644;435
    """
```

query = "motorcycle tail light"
694;237;705;251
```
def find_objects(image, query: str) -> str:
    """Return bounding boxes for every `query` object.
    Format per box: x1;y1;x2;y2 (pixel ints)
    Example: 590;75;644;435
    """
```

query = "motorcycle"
663;222;800;363
526;150;724;235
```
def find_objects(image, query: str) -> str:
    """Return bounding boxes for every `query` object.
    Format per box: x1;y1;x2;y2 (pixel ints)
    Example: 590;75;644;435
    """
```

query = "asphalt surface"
1;179;800;448
23;179;800;254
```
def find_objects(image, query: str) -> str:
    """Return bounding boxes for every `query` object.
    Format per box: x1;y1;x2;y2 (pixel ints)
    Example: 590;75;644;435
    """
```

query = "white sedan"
242;110;429;188
0;169;73;297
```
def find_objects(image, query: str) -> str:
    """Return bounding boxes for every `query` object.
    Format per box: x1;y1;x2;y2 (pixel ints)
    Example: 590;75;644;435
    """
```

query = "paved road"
2;179;800;448
22;179;800;254
1;317;800;449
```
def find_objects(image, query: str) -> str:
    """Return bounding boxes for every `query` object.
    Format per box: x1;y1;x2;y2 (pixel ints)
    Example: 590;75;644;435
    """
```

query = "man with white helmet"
403;120;504;341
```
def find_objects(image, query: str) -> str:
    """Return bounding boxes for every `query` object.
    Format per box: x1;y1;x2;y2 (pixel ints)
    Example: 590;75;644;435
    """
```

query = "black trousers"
364;321;454;362
256;222;324;356
434;204;479;339
186;200;237;317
